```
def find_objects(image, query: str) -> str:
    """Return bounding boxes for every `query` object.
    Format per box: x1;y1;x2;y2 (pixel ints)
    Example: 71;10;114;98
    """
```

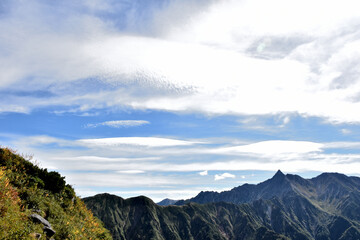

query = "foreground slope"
0;148;112;239
85;171;360;240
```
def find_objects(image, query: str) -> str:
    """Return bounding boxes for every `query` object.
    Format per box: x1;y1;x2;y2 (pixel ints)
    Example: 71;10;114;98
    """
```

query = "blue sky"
2;0;360;201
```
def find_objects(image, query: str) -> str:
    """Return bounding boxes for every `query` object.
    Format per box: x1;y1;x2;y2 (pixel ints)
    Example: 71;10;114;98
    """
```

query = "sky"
1;0;360;202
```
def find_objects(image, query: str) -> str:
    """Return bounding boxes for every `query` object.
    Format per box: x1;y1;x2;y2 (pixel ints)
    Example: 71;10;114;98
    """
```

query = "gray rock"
30;214;56;237
32;208;42;213
30;214;51;228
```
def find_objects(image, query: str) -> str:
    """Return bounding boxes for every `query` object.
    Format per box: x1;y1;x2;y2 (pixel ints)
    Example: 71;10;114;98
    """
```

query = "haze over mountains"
157;198;179;206
84;171;360;240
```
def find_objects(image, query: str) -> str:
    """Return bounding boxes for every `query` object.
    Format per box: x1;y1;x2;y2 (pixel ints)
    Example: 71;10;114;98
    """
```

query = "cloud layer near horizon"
2;0;360;202
3;114;360;201
1;0;360;123
9;135;360;192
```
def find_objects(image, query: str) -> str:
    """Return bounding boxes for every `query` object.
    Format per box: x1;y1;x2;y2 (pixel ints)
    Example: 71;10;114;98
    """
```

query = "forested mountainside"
0;148;112;239
85;171;360;240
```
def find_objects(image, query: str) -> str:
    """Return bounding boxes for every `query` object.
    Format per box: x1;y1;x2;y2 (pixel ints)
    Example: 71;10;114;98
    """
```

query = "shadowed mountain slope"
85;171;360;240
157;198;179;206
84;193;288;240
175;171;360;239
178;171;360;218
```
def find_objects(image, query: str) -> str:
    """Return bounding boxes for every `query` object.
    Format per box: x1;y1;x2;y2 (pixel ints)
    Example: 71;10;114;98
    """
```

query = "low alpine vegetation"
0;147;112;240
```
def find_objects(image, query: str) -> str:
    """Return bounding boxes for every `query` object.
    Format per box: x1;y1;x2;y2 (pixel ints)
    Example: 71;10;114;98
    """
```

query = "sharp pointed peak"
272;170;286;179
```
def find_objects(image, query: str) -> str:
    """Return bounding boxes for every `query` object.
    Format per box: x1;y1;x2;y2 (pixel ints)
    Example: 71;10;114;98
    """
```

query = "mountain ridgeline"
84;170;360;240
157;198;179;206
83;193;287;240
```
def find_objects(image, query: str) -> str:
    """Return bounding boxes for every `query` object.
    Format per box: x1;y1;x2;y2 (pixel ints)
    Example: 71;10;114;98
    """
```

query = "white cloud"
323;142;360;149
215;173;236;181
281;116;291;126
1;0;360;124
341;129;352;135
65;172;185;188
7;133;360;202
56;156;160;162
77;137;202;147
85;120;150;128
14;136;360;175
4;0;360;202
44;153;360;175
211;140;323;155
117;170;145;174
13;135;360;176
15;135;74;148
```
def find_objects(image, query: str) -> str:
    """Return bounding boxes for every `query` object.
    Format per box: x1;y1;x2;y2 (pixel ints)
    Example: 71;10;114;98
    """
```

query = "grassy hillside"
0;147;112;240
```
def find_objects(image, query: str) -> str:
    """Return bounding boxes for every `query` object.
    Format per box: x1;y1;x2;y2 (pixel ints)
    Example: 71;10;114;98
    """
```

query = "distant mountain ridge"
157;198;179;206
84;171;360;240
177;170;360;218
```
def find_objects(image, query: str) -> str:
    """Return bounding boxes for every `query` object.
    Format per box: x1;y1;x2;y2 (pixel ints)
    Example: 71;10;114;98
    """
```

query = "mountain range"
84;170;360;240
3;147;360;240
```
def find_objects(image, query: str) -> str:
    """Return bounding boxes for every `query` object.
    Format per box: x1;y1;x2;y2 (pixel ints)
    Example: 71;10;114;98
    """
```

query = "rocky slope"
84;193;288;240
85;171;360;240
157;198;179;206
178;170;360;219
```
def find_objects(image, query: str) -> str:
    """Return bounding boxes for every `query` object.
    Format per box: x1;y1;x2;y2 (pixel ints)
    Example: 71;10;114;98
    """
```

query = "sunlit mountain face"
1;0;360;202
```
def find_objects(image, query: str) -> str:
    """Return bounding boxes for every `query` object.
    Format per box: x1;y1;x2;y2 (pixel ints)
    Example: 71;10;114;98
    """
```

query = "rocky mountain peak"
273;169;285;179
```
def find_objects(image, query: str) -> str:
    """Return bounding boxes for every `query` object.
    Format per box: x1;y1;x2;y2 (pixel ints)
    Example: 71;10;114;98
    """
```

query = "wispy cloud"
341;129;352;135
116;170;145;174
13;135;360;174
77;137;202;147
6;133;360;202
65;172;186;188
211;140;324;156
323;142;360;149
215;173;235;181
85;120;150;128
3;0;360;202
1;0;360;123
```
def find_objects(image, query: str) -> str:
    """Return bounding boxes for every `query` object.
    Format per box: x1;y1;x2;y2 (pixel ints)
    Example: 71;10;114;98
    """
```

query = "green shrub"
0;148;112;240
0;168;33;239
